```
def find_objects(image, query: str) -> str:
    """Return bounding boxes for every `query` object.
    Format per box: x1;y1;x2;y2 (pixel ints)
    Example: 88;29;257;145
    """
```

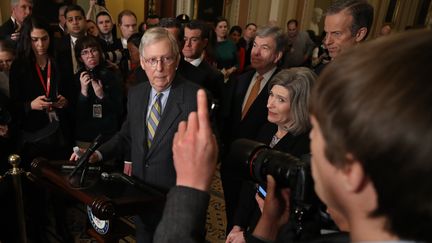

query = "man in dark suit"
222;25;286;231
55;4;87;104
239;23;257;71
154;89;217;243
159;17;207;88
0;0;32;45
183;20;224;105
52;4;67;38
96;11;124;65
76;27;200;243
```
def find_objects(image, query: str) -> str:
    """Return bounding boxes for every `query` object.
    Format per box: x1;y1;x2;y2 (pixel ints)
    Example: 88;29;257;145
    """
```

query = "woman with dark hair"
73;35;123;147
229;25;246;73
8;16;74;243
227;67;317;243
214;17;238;81
9;16;71;162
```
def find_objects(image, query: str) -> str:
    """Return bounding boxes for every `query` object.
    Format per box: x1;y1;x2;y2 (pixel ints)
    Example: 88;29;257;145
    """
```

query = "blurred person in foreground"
249;29;432;243
155;29;432;243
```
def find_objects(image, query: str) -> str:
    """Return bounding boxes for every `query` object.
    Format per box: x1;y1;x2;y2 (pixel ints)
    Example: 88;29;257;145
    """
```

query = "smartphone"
257;185;267;199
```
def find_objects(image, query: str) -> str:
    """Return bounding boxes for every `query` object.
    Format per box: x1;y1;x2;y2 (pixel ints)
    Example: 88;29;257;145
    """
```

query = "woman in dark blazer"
227;67;317;243
9;16;72;162
73;35;123;147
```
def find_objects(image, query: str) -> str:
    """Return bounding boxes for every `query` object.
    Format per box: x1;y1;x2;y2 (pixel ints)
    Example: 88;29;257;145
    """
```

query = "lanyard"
35;59;51;97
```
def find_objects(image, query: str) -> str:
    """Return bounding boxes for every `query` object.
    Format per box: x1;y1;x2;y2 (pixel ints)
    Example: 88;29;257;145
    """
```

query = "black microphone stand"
69;134;102;187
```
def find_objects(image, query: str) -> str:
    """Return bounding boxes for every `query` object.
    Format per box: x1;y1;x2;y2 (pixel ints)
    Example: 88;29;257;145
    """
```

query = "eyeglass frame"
80;48;99;56
142;56;176;68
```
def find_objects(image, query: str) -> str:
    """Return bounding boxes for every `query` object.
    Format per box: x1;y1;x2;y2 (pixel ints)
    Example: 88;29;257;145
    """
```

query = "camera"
87;69;97;80
229;138;316;208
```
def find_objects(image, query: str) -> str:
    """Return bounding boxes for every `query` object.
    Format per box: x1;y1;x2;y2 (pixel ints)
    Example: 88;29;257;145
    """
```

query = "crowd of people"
0;0;431;242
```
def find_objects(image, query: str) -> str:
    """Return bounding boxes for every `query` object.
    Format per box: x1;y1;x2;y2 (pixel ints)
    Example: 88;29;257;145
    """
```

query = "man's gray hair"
11;0;33;7
139;27;179;59
255;25;287;53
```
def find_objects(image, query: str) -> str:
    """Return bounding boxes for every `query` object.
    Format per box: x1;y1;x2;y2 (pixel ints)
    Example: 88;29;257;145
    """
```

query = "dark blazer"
256;122;310;157
197;60;224;103
223;68;281;148
51;24;65;39
55;35;76;97
9;57;73;161
98;74;200;190
74;65;123;142
0;18;18;45
178;58;207;87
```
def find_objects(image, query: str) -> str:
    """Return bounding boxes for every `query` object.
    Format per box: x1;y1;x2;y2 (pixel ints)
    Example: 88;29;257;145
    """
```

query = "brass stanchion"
8;154;27;243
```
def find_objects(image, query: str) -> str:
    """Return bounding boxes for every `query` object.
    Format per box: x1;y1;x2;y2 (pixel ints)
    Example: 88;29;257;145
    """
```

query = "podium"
29;158;166;242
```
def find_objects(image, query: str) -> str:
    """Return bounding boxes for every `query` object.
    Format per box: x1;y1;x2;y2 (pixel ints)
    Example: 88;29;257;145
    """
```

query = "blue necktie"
147;93;163;147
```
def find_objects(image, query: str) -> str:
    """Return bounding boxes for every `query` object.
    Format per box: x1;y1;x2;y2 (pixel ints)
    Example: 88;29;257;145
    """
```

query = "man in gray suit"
75;27;200;242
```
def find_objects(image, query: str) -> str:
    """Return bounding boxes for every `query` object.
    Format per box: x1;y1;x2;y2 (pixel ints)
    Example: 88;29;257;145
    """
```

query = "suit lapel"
140;84;152;154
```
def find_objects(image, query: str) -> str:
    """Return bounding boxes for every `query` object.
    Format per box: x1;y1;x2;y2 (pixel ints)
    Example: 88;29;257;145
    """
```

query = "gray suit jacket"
98;74;200;191
154;186;210;243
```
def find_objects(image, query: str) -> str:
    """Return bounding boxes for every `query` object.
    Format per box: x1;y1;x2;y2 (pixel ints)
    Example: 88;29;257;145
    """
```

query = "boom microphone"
69;134;103;178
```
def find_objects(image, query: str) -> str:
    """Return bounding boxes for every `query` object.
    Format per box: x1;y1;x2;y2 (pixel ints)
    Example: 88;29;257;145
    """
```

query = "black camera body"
230;139;316;208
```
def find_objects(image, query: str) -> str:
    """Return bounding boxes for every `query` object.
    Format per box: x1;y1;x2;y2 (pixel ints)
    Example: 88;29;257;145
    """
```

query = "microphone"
101;172;164;196
69;134;103;178
101;172;136;186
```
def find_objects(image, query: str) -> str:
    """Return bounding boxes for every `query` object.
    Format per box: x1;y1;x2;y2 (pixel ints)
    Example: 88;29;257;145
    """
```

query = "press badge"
48;111;59;122
93;104;102;118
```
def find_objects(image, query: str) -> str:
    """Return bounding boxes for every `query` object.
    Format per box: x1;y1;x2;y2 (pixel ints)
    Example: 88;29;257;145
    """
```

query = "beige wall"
1;1;11;25
104;0;145;37
78;0;145;25
222;0;432;37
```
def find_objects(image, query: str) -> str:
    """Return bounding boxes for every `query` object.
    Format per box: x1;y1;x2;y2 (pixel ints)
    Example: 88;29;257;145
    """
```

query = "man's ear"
355;27;368;42
203;38;209;48
341;153;368;193
273;51;283;64
140;56;146;70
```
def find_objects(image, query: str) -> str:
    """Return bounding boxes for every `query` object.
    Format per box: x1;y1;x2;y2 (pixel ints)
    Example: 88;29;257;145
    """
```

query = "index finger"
196;89;210;132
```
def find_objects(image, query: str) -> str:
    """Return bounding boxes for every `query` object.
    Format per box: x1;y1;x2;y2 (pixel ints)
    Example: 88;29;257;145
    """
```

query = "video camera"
229;138;316;209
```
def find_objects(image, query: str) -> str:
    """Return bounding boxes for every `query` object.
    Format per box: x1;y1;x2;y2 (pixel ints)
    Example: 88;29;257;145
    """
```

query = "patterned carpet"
69;169;227;243
205;170;227;243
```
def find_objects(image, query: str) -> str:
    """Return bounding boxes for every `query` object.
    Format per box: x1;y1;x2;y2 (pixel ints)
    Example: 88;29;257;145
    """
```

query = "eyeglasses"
80;48;98;56
143;56;175;68
0;59;13;66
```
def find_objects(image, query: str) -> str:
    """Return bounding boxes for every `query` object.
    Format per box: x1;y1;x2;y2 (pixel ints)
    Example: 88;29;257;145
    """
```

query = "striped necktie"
147;93;163;147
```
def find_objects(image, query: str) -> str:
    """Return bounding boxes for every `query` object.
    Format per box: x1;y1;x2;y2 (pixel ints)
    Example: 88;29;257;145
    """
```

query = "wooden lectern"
29;158;165;243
